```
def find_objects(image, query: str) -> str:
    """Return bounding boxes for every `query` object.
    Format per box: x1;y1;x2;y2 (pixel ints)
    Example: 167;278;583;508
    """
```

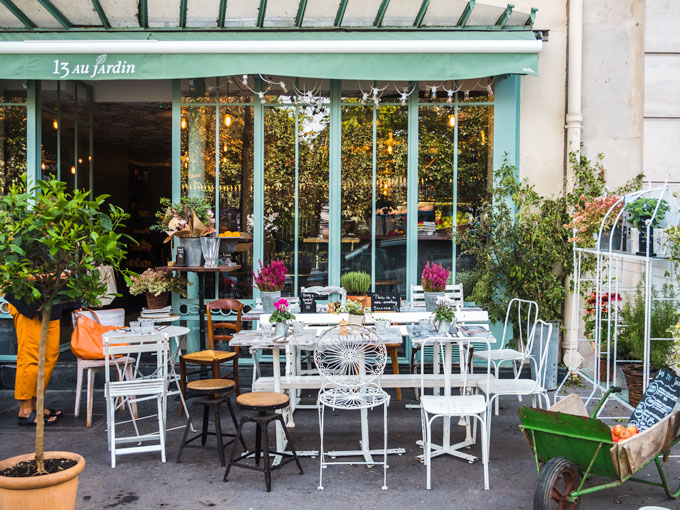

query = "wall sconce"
224;114;232;127
448;114;456;128
181;118;187;129
52;119;58;130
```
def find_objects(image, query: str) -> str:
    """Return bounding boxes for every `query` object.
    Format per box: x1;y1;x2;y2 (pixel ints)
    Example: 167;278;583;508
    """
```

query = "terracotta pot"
0;451;85;510
145;291;170;309
347;295;371;308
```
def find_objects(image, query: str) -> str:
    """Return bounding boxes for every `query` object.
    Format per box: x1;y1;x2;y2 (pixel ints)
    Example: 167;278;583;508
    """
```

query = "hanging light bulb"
78;158;83;164
52;119;58;130
223;144;228;152
486;83;494;96
224;114;232;127
242;74;248;85
448;114;456;128
387;145;393;154
279;81;287;93
464;89;470;101
70;166;76;175
361;92;368;105
181;118;187;129
400;92;408;106
258;92;265;100
431;86;438;98
447;90;454;103
41;162;46;170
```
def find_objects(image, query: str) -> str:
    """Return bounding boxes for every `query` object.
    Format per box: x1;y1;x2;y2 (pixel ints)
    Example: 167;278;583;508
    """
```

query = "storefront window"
0;80;27;194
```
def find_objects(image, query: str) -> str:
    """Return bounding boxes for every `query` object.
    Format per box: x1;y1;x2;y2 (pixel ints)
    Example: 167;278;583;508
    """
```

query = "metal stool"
176;378;244;466
224;392;303;492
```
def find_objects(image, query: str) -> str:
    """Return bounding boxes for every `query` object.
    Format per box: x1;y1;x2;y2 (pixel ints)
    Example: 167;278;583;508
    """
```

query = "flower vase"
437;319;451;334
275;321;289;337
261;290;282;314
347;313;365;326
424;291;444;312
179;237;203;267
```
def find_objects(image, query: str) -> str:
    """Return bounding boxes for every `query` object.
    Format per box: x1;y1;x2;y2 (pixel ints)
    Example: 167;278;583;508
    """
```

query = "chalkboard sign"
371;293;400;312
300;292;317;313
629;369;680;432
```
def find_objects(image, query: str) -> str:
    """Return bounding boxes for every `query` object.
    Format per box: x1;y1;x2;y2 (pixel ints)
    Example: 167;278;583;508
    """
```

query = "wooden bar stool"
224;392;303;492
176;379;245;466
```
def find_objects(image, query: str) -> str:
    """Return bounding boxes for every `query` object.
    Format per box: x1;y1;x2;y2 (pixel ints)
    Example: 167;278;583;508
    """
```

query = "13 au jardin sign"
52;54;136;79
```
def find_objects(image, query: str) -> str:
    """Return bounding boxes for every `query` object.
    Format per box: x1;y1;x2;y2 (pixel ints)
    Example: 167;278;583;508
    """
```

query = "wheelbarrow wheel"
534;456;581;510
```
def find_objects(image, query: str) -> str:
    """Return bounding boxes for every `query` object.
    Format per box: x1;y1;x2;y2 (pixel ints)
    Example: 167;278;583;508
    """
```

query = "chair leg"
86;368;95;428
158;395;166;464
277;415;303;474
382;403;388;491
107;393;116;468
74;359;84;418
254;421;262;466
179;358;187;415
261;420;272;492
233;357;240;395
480;414;489;491
224;419;246;482
123;364;138;419
425;415;433;490
318;404;325;490
494;362;501;415
201;404;210;446
226;398;247;449
388;346;401;401
176;401;195;463
213;404;226;467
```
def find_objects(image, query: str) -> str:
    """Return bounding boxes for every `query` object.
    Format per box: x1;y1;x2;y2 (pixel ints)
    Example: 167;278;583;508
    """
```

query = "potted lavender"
254;259;287;313
421;262;450;312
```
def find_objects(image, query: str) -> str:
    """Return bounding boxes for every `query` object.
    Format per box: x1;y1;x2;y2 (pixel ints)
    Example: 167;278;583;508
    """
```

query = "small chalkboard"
371;293;400;312
629;369;680;432
300;292;317;314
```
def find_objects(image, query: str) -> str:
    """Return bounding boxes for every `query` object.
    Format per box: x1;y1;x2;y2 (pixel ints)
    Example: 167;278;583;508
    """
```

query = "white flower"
168;217;180;231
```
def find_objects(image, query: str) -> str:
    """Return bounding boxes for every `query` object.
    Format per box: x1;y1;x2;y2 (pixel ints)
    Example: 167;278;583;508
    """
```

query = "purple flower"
253;259;287;292
421;262;449;292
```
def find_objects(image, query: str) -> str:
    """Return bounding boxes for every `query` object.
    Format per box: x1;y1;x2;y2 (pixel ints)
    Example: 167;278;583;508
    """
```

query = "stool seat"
183;349;237;363
187;378;235;393
237;392;289;411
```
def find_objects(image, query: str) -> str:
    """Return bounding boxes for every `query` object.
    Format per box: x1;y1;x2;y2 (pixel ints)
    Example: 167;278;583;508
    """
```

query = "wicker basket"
598;357;615;383
622;363;645;407
145;292;170;310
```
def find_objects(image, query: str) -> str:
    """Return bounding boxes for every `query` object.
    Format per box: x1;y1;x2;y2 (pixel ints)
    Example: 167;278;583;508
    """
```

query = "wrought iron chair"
314;324;390;491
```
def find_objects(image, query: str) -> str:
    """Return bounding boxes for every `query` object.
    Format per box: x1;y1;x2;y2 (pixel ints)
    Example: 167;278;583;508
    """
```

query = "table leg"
198;272;206;351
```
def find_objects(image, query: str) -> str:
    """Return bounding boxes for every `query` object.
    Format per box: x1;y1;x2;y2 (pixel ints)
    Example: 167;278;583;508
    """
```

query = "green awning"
0;30;540;81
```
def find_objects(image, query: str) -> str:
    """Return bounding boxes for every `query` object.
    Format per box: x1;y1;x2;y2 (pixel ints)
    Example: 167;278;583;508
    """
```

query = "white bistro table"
230;325;405;465
409;324;496;464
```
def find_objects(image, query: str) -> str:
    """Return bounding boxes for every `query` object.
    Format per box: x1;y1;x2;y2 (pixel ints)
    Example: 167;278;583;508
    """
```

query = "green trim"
37;0;72;29
0;0;36;29
179;0;188;28
294;96;300;294
328;79;341;286
492;74;520;213
253;78;264;293
414;0;430;28
139;0;148;28
374;0;391;27
452;101;458;282
26;81;39;188
56;82;61;179
371;101;377;291
406;82;418;294
89;90;93;190
458;0;475;28
90;0;111;29
257;0;268;28
295;0;308;28
172;80;181;202
496;4;514;29
335;0;348;26
218;0;227;27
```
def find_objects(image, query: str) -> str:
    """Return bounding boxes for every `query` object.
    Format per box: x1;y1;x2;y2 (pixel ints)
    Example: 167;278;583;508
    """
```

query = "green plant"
151;196;216;239
0;178;130;473
618;280;678;371
269;298;296;323
340;271;371;295
336;300;366;316
624;197;670;228
433;300;455;323
127;268;190;297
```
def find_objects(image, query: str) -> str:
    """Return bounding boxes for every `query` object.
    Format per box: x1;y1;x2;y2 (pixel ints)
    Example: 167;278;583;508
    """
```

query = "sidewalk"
0;387;678;509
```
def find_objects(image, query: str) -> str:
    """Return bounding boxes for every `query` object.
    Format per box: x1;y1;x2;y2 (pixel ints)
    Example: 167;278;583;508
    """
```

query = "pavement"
1;382;680;510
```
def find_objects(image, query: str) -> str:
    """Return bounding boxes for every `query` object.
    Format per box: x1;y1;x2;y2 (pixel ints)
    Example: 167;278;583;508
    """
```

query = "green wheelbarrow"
519;387;680;509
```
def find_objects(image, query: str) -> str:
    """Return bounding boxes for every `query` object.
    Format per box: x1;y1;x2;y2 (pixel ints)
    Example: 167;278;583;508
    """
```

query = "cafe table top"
230;326;403;349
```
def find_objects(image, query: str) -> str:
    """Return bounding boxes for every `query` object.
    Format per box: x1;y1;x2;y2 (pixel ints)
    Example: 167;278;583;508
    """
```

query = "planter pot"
179;237;203;267
598;228;623;251
260;291;281;314
145;291;170;310
347;313;365;326
274;321;289;337
347;295;371;309
622;363;653;407
598;355;615;383
636;220;656;257
424;291;444;312
0;451;85;510
437;320;451;334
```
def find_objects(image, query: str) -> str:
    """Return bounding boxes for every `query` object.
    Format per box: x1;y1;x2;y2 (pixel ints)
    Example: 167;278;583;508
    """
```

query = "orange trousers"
10;303;60;401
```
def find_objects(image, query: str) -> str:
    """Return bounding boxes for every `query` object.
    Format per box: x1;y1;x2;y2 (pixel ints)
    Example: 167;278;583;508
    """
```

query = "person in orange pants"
8;302;62;425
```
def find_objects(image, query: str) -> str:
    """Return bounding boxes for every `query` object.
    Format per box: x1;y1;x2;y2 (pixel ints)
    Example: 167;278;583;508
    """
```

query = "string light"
224;114;232;127
52;119;58;130
70;166;76;175
430;85;438;98
486;83;494;96
41;163;46;170
449;114;456;128
181;118;187;129
464;89;470;101
279;81;287;93
447;90;454;103
242;74;248;85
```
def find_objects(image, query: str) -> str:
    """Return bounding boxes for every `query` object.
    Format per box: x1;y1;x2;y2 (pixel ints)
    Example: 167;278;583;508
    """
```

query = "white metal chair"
104;331;169;468
72;308;130;427
314;324;390;491
473;298;538;414
409;284;463;309
300;285;347;311
419;334;492;490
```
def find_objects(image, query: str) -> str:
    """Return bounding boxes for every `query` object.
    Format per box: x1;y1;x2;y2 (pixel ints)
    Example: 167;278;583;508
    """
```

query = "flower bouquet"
127;268;191;309
151;196;216;243
421;262;450;311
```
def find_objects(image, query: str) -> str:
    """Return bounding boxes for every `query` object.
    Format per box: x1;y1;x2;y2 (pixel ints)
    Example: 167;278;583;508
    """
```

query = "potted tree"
340;271;371;308
0;178;129;510
127;267;190;309
253;259;287;313
421;262;449;312
624;197;670;256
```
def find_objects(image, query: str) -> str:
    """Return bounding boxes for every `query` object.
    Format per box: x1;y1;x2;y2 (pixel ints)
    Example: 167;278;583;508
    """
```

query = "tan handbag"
70;308;123;360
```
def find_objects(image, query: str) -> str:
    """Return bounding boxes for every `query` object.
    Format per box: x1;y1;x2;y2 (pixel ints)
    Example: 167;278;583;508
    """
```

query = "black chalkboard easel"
300;292;317;313
629;368;680;432
371;292;400;312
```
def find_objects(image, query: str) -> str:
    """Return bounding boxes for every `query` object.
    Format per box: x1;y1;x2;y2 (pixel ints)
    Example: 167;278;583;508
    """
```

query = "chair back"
301;286;347;310
71;308;125;328
206;299;243;350
523;320;553;391
103;332;169;387
314;324;386;390
410;284;463;309
502;298;538;355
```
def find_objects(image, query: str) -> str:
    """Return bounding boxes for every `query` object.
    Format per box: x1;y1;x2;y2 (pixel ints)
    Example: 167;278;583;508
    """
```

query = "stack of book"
140;306;173;319
418;221;437;235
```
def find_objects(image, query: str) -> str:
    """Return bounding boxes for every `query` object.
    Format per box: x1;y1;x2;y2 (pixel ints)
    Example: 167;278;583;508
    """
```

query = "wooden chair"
179;299;243;407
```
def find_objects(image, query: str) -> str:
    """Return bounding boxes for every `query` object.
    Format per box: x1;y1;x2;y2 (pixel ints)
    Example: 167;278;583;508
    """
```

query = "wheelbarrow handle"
590;387;623;418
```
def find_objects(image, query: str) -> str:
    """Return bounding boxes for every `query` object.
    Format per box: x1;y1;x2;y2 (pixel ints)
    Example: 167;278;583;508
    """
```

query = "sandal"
45;409;63;419
17;411;58;427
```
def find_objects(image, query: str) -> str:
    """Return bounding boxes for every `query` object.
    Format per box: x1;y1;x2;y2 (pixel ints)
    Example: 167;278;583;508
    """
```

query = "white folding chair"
473;298;538;414
72;308;130;427
419;334;491;490
483;320;553;450
314;325;390;491
104;332;169;468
